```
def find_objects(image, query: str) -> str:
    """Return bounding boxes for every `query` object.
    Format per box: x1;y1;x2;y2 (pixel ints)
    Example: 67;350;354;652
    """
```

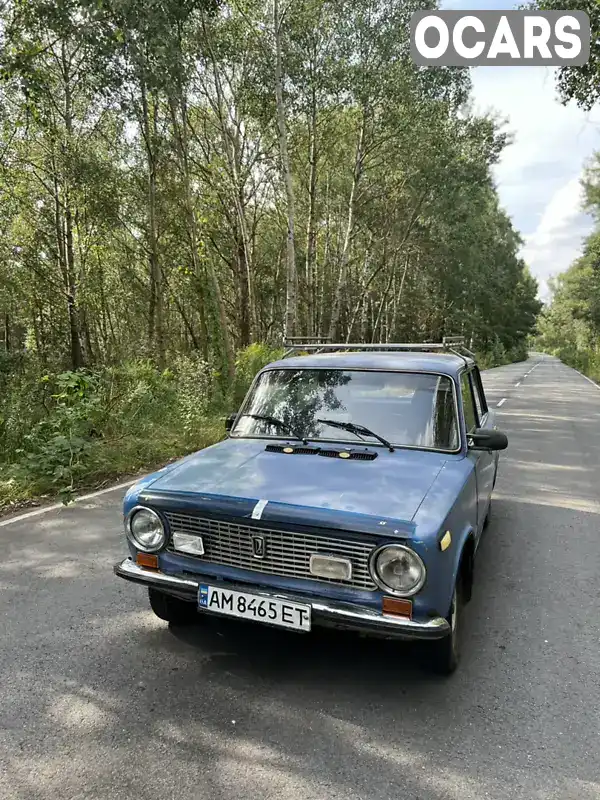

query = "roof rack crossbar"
282;337;475;361
285;335;332;342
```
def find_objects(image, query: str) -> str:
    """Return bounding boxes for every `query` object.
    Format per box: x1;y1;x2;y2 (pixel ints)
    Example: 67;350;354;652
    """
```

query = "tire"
148;588;197;625
430;577;463;676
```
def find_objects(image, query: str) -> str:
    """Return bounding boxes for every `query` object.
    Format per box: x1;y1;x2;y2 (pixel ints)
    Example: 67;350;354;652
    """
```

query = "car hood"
138;438;449;533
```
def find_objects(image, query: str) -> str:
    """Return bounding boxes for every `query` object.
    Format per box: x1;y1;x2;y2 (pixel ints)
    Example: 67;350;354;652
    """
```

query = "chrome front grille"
165;512;377;591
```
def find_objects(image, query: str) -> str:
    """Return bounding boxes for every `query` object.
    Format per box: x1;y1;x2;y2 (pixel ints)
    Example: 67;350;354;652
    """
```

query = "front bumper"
114;557;450;641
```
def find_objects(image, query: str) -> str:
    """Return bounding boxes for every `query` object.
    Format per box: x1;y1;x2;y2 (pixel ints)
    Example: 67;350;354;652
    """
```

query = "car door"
460;369;495;534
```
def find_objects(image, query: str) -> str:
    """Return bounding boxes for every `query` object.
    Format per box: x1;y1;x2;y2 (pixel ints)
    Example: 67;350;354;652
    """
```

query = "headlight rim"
369;543;426;597
125;505;167;553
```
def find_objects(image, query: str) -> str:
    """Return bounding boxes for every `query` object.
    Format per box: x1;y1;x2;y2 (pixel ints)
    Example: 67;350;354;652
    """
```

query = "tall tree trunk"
52;153;81;372
201;10;255;345
167;93;213;362
230;121;254;346
32;307;43;362
344;191;427;342
372;265;396;343
98;263;117;358
305;79;318;337
237;227;250;347
62;42;84;371
274;0;297;341
328;110;366;340
4;313;10;351
140;75;164;367
81;311;95;364
172;291;201;352
317;173;331;336
65;204;83;370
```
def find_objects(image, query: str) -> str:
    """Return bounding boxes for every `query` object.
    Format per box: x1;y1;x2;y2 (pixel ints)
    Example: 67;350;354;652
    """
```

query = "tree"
0;0;539;367
531;0;600;109
535;154;600;377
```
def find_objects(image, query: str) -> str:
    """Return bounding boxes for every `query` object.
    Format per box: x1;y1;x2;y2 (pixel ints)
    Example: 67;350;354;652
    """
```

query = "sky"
440;0;600;300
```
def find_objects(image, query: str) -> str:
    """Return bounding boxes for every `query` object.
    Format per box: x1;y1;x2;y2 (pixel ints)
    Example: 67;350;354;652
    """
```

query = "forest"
536;154;600;382
0;0;542;508
532;0;600;380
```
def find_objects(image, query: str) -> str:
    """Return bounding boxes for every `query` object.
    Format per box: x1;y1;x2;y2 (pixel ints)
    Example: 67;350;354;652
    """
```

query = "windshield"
232;369;459;451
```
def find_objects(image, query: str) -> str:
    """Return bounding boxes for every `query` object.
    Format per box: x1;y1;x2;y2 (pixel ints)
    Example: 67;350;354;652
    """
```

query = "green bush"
0;355;50;461
476;339;528;369
0;343;286;509
542;343;600;382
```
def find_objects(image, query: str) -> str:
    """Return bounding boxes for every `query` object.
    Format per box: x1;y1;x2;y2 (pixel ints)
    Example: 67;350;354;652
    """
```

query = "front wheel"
148;588;197;625
430;579;463;675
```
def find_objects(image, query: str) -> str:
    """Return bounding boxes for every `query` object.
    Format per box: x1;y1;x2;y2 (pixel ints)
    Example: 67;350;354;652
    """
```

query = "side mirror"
225;413;237;433
468;428;508;451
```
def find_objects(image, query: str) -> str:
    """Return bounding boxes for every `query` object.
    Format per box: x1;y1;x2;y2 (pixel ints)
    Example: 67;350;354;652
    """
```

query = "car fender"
413;466;477;619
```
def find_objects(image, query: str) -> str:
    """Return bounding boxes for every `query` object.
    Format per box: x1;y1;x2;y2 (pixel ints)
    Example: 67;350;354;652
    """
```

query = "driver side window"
460;372;477;432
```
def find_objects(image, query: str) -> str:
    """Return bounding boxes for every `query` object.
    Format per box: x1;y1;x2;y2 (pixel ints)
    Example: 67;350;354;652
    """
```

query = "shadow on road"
1;492;599;800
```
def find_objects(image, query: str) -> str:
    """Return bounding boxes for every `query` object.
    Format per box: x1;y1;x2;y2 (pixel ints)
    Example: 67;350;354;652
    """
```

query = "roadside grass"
536;344;600;384
0;343;284;514
0;416;226;514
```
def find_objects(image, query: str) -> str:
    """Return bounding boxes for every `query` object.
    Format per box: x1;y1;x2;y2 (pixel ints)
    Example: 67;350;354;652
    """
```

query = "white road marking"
0;479;138;528
515;382;521;387
572;368;600;390
497;398;507;408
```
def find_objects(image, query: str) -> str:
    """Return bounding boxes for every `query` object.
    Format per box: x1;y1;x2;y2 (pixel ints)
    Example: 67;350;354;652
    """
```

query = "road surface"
1;354;599;800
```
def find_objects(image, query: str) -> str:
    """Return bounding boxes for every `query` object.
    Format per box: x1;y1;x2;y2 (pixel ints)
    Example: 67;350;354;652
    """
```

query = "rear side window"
460;372;477;432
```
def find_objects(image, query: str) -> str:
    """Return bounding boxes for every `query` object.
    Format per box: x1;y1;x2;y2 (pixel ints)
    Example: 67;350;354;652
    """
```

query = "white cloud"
521;178;591;298
436;0;600;298
438;0;600;297
465;65;600;298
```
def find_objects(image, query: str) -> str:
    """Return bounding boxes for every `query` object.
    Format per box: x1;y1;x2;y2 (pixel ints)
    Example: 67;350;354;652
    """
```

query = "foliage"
527;4;600;377
0;342;293;508
0;0;541;505
535;157;600;381
530;0;600;110
476;342;528;372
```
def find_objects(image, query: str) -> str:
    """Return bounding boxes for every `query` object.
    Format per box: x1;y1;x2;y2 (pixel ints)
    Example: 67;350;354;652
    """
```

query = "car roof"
265;351;474;377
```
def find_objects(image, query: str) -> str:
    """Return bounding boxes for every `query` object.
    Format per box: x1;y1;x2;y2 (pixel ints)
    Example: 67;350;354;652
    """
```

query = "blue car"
115;339;508;674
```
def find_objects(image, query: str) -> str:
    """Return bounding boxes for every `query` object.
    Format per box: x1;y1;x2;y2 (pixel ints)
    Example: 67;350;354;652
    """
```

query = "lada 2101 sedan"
115;338;508;674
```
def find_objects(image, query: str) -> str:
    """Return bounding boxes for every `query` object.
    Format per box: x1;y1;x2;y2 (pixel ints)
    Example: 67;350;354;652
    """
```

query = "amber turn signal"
382;596;413;619
136;552;159;569
439;531;452;551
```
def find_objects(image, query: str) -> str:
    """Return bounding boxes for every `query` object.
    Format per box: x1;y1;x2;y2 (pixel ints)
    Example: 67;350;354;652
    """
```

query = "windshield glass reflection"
232;369;459;451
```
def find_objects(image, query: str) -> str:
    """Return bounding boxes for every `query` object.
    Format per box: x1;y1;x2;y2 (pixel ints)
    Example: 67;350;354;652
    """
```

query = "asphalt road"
1;354;599;800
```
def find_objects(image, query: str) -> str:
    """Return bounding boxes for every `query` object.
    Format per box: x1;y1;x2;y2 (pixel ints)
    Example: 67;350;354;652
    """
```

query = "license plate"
198;584;311;631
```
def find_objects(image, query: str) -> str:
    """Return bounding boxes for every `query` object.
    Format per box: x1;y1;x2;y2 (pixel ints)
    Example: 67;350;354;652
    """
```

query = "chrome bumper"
114;557;450;641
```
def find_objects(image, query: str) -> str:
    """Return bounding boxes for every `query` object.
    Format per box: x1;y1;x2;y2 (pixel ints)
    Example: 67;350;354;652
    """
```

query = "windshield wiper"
316;419;395;452
240;413;307;443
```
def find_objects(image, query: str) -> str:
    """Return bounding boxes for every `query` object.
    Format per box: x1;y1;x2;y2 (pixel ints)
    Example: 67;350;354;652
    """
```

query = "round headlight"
371;544;426;596
126;507;166;552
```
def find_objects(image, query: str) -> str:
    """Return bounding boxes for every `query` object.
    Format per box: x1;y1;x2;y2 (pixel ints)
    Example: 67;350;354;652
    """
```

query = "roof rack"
282;336;475;362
